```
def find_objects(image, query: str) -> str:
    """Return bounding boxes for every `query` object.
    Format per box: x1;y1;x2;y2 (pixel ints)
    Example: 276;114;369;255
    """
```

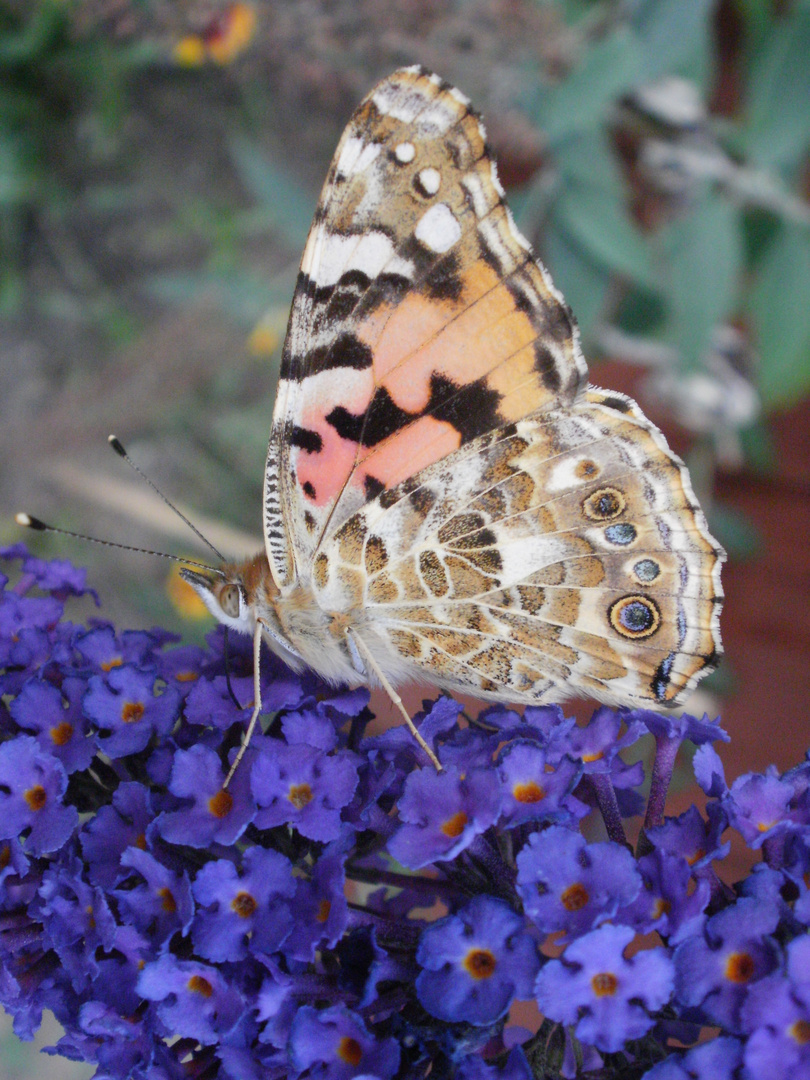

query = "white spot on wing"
336;137;380;177
304;230;414;287
418;167;441;195
373;84;422;124
414;203;461;253
395;141;415;163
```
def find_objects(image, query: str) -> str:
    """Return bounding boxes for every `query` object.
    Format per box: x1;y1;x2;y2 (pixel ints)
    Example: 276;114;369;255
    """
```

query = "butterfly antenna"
15;513;223;575
108;435;226;563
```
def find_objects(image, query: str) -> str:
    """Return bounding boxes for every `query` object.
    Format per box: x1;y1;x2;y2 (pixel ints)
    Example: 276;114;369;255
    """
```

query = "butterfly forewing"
265;66;587;588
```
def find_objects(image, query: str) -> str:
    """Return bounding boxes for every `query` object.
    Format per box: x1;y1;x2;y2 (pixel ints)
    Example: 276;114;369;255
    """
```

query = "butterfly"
181;66;724;773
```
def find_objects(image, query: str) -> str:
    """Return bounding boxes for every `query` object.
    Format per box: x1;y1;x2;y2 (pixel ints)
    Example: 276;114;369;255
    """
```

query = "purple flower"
288;1004;400;1080
156;743;256;847
0;736;78;854
4;543;809;1078
496;741;585;827
83;664;180;757
114;847;194;944
387;764;502;870
35;856;118;988
546;705;645;775
79;781;154;888
251;741;358;841
739;934;810;1077
534;923;674;1052
723;768;801;848
641;1037;744;1079
191;846;296;961
416;896;539;1026
673;896;782;1031
137;954;243;1045
284;840;350;962
9;676;95;773
629;708;729;747
74;624;163;673
0;542;98;600
183;671;255;731
154;643;208;697
516;825;640;939
617;848;710;943
646;804;730;870
456;1046;533;1080
282;686;370;751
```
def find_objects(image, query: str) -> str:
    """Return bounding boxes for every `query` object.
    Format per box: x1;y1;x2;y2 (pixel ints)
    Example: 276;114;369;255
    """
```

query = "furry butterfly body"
184;67;724;736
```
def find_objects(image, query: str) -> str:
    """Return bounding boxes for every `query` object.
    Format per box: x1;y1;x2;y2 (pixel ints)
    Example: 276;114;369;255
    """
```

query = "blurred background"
1;0;809;1072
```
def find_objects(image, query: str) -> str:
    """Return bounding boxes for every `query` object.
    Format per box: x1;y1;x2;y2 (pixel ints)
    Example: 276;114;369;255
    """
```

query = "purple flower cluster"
1;544;810;1079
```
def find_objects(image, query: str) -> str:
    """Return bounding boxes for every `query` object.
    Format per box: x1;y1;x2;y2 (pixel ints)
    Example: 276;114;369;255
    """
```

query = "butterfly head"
180;552;277;638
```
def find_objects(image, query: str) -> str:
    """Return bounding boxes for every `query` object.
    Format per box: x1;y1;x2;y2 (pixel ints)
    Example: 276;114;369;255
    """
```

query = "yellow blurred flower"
173;4;257;67
247;322;280;357
167;564;210;621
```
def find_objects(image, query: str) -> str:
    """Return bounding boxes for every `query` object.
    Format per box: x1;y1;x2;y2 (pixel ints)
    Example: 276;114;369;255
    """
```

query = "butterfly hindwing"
264;66;588;587
315;388;723;707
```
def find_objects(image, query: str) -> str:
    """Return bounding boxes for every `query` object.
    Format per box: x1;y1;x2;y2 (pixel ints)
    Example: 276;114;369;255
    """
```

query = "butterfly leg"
344;626;442;771
223;619;266;789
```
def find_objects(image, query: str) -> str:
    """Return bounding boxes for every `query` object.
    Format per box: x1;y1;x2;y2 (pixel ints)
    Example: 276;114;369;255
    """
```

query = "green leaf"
541;28;642;142
229;136;315;250
749;222;810;410
543;215;609;338
658;191;742;370
146;269;293;324
555;181;653;286
742;9;810;173
629;0;714;85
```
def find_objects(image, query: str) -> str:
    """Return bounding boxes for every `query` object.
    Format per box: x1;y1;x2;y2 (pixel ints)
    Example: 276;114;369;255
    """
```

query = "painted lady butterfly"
182;67;724;772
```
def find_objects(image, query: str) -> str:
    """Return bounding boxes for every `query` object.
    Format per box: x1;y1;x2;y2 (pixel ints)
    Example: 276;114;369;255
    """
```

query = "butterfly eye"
220;584;242;619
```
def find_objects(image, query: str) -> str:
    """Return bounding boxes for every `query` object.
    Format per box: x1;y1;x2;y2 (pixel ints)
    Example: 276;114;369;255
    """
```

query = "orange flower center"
725;952;755;983
560;882;590;912
463;949;497;980
441;812;468;838
287;783;313;810
513;782;544;804
591;972;618;997
158;887;177;913
790;1019;810;1045
231;891;257;918
208;790;233;818
121;702;145;724
337;1036;363;1065
187;975;213;997
24;785;47;811
50;722;73;746
317;900;331;923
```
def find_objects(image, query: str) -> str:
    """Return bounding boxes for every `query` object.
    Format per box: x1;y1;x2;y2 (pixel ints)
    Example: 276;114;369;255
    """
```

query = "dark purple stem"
589;773;628;848
466;832;517;899
644;735;681;831
346;864;461;901
762;832;786;870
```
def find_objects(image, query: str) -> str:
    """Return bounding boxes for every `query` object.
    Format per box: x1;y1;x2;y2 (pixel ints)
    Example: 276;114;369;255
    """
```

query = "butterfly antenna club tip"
15;512;46;530
108;435;127;457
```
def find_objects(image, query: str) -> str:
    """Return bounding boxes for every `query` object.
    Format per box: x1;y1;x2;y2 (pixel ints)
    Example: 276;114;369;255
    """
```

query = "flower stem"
589;773;628;847
645;735;681;831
